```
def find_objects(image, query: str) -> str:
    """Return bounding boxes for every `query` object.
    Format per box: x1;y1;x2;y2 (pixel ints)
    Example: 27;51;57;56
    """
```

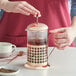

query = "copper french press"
25;15;50;69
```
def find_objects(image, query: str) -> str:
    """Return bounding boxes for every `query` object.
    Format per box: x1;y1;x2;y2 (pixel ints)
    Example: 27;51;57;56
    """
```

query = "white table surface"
1;47;76;76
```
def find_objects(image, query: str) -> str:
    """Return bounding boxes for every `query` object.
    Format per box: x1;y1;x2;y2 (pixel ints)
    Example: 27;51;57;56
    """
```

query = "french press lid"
27;23;48;31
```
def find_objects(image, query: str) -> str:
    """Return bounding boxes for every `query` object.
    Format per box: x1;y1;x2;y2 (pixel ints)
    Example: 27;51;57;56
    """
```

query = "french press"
25;15;50;69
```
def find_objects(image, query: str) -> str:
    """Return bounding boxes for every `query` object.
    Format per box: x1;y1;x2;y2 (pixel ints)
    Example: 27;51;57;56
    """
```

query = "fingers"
55;38;69;47
50;27;75;50
22;1;41;15
54;32;68;39
50;28;70;50
15;7;30;15
6;1;41;16
55;38;69;44
54;34;69;50
15;1;41;16
55;42;69;50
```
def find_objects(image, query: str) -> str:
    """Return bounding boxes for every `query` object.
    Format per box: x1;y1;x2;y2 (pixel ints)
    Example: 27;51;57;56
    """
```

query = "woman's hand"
50;27;76;50
2;1;41;16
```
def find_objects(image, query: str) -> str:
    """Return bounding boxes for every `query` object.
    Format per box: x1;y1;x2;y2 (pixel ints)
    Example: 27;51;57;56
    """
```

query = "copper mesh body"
27;44;48;67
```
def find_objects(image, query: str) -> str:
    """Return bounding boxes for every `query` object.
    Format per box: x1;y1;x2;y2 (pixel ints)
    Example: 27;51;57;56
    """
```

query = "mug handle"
12;45;16;52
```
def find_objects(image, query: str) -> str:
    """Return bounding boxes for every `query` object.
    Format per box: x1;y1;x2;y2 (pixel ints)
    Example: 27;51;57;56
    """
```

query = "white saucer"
0;65;20;75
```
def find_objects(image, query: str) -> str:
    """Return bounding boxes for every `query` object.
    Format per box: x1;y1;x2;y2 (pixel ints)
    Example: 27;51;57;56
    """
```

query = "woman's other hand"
50;27;76;50
1;1;41;16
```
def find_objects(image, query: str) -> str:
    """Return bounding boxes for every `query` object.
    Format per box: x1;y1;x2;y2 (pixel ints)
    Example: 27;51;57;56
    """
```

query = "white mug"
0;42;16;58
